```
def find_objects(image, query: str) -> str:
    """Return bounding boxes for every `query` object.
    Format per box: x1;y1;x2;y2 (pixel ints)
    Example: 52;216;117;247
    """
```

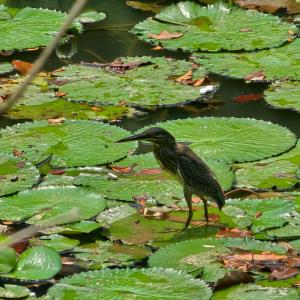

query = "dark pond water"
0;0;299;137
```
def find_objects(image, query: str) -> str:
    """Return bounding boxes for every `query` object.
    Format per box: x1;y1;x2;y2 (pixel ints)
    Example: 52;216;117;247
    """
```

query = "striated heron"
116;127;225;228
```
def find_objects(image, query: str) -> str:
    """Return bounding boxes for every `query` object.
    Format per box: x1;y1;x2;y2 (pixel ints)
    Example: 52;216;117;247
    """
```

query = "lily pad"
107;207;233;247
0;284;30;299
41;220;102;235
29;234;80;252
73;240;139;269
0;62;14;75
149;238;229;282
0;7;82;52
132;1;296;52
141;117;296;163
51;56;209;107
0;187;106;225
0;79;136;121
264;81;300;112
212;283;299;300
223;198;295;233
0;153;40;196
0;120;135;167
8;246;61;280
194;39;300;81
0;247;17;273
47;268;212;300
234;140;300;190
76;11;106;24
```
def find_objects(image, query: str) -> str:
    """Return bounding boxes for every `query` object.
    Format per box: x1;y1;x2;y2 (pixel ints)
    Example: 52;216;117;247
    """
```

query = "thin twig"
0;0;89;115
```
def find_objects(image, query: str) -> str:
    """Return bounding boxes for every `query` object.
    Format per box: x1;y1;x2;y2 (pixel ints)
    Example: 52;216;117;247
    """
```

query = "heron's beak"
115;132;151;143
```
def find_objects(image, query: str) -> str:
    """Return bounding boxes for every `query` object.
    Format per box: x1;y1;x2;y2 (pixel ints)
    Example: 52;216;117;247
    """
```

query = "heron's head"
116;127;175;145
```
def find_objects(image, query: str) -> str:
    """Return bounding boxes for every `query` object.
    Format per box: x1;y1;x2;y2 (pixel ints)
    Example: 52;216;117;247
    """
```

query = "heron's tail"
214;189;225;211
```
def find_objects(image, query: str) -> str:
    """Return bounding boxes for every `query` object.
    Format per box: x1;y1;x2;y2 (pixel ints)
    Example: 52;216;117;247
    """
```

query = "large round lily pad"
0;7;76;52
51;56;209;107
47;268;212;300
234;140;300;190
0;153;39;196
132;1;296;52
141;117;296;163
194;39;300;81
0;120;135;167
0;187;106;225
264;81;300;112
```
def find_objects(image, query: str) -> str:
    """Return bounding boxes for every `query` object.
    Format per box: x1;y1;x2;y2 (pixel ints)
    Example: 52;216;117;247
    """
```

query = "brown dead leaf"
16;161;26;168
244;70;266;81
234;93;263;103
55;91;68;97
11;60;33;75
47;117;65;125
216;227;253;238
234;0;286;13
111;165;134;174
148;31;183;40
137;168;162;175
51;170;65;175
175;70;193;82
220;252;288;272
12;149;24;157
287;0;300;13
287;257;300;267
254;211;263;218
151;45;164;51
270;266;299;280
193;78;206;87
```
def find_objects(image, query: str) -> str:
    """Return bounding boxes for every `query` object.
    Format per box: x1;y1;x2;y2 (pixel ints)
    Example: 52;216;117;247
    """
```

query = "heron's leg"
203;198;209;223
183;186;193;229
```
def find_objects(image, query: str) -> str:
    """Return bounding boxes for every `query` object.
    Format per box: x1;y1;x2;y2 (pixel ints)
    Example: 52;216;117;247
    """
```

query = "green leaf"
73;240;136;269
0;153;39;196
234;140;300;190
267;219;300;239
141;117;296;163
0;284;30;299
149;238;229;282
0;7;78;51
107;209;225;247
223;198;295;233
0;187;106;225
0;247;17;273
0;120;136;167
47;268;212;300
76;11;106;24
212;283;299;300
30;234;80;252
9;246;61;280
0;62;13;75
96;204;137;226
0;78;136;121
264;81;300;112
194;39;300;81
132;1;296;52
41;220;102;235
51;57;208;107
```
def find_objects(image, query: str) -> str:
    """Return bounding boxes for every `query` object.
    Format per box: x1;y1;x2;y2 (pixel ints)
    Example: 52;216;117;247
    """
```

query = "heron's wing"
177;145;225;209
